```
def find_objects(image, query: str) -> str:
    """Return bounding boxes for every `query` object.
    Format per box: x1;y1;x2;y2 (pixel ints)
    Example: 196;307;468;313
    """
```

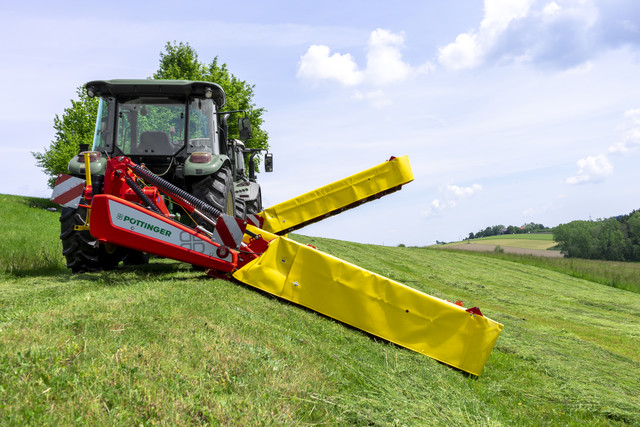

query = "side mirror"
238;117;252;140
264;152;273;172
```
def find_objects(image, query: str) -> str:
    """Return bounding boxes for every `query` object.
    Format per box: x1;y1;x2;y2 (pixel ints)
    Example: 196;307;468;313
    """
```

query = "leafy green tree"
553;221;594;258
34;41;268;187
33;87;99;187
593;218;629;261
152;41;269;154
628;211;640;259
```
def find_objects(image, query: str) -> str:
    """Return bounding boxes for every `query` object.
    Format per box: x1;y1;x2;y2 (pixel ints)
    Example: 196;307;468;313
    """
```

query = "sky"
1;0;640;246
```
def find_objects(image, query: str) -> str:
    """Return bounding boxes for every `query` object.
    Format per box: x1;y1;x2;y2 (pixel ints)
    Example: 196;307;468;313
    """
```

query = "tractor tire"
246;189;263;215
235;198;247;220
122;250;151;266
190;165;236;230
60;203;125;273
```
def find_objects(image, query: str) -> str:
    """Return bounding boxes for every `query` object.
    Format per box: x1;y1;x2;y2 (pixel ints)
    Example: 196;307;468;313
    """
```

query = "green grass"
441;249;640;294
1;194;640;425
0;194;66;275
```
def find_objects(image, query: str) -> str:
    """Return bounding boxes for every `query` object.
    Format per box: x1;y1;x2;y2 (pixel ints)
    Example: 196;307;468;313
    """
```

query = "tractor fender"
184;153;229;177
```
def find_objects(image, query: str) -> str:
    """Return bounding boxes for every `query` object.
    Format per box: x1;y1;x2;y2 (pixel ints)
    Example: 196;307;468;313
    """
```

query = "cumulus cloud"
566;154;613;184
364;29;414;84
438;0;535;70
438;0;640;70
567;108;640;184
609;108;640;153
297;28;432;89
297;45;363;86
423;183;482;217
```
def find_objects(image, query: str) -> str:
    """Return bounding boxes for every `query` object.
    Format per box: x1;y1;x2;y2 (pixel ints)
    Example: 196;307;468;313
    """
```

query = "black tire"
246;189;263;215
122;250;151;266
235;198;247;220
60;202;125;273
190;165;235;230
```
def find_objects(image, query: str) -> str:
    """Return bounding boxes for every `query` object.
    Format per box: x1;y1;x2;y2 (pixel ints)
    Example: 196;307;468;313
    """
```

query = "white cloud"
567;107;640;184
423;183;482;217
566;153;613;184
437;0;640;71
297;45;363;86
364;29;413;84
543;2;562;16
609;108;640;153
438;0;535;70
297;28;431;90
446;183;483;198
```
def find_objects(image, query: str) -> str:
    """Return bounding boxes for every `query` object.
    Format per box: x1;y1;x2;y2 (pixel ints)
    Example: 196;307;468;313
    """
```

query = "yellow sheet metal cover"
234;235;504;376
260;155;414;234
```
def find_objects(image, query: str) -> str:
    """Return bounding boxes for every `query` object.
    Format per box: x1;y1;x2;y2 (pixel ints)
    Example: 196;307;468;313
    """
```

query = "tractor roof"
84;79;226;107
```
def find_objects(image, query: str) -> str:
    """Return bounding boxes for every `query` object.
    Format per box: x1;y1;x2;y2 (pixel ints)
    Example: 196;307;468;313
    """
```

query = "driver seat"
139;131;172;154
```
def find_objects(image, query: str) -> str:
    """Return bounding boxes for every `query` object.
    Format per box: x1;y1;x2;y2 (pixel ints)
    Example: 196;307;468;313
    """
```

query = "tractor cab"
75;80;226;177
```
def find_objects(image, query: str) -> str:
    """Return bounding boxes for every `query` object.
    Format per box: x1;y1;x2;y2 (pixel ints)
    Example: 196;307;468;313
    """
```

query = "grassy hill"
1;194;639;425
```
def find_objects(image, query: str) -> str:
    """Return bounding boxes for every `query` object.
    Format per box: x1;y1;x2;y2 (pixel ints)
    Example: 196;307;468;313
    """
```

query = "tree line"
553;210;640;261
468;222;549;240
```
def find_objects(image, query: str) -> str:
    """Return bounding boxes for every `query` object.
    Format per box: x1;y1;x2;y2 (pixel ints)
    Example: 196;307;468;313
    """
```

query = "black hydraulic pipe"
130;164;222;219
124;176;162;215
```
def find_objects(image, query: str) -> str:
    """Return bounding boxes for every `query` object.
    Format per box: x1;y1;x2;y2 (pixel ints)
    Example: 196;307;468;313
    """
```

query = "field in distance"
441;234;561;256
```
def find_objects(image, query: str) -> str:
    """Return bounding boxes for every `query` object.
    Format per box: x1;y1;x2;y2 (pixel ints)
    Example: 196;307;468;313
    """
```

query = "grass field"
1;194;639;425
451;234;558;250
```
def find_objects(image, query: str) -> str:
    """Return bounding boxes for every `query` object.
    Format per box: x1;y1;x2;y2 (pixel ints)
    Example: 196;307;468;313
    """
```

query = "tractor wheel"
190;165;236;230
60;202;125;273
122;250;151;266
235;198;247;220
246;189;263;215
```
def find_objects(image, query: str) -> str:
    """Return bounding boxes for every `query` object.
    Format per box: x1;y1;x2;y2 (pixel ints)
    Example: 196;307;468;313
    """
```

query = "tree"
33;87;99;187
34;41;269;187
152;41;269;154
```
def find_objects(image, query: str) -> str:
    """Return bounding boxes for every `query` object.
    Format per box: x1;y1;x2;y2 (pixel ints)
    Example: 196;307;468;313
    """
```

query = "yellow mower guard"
234;233;504;376
259;155;414;234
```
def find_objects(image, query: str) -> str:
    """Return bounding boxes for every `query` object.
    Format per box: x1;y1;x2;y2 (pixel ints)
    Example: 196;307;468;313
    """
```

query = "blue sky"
1;0;640;246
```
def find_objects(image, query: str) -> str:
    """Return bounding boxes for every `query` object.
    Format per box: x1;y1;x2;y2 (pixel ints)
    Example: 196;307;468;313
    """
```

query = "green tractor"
61;79;272;272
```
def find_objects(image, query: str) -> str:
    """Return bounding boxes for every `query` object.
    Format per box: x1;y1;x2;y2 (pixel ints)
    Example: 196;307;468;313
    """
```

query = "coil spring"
130;164;221;219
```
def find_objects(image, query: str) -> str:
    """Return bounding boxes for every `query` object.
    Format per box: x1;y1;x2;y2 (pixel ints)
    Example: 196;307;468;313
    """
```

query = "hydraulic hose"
124;176;162;215
130;164;222;219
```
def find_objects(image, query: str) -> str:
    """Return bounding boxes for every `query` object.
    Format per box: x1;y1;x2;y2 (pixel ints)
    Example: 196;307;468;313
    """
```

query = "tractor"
61;79;272;272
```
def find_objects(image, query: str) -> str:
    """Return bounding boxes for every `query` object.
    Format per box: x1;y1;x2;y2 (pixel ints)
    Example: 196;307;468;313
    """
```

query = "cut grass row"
466;249;640;294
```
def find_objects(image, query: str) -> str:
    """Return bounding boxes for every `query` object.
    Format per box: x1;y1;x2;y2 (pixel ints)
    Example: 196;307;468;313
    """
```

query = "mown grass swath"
441;233;640;294
1;194;639;424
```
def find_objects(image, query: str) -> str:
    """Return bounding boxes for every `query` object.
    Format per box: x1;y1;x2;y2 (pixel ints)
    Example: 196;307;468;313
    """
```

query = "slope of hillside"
1;194;639;425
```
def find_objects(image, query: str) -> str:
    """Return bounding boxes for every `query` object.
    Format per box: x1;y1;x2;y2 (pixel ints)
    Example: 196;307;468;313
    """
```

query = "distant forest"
553;210;640;262
466;211;640;262
467;222;550;240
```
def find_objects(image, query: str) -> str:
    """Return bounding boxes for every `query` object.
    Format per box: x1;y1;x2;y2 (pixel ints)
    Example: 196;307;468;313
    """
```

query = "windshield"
116;97;186;156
